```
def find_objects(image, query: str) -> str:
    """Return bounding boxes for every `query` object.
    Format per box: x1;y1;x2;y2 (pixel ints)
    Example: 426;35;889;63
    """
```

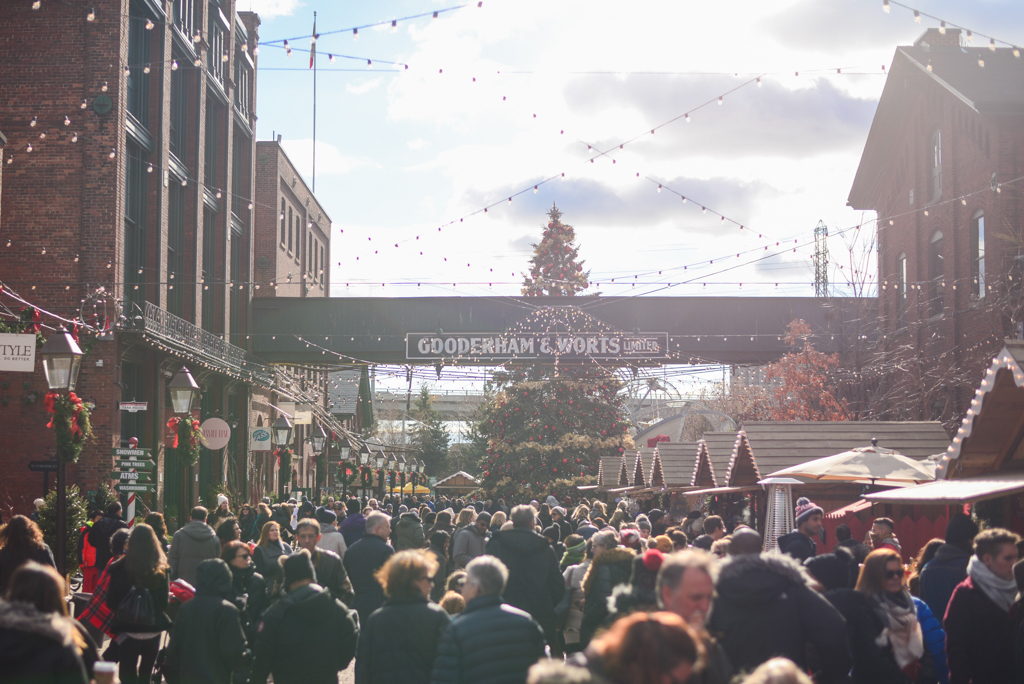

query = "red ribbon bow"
167;416;181;448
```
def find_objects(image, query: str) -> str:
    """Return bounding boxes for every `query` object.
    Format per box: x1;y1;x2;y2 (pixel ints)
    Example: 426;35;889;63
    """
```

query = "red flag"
309;18;317;69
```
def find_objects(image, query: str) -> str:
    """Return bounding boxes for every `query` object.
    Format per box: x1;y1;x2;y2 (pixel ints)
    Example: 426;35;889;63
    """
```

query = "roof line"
897;47;980;113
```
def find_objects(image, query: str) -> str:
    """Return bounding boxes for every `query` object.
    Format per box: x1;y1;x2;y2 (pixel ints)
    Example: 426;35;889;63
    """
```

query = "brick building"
848;28;1024;424
0;0;268;524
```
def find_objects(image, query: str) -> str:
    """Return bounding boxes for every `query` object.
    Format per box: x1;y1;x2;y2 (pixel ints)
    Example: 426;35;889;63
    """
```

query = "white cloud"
346;78;383;95
407;138;429;150
242;0;302;19
280;139;373;178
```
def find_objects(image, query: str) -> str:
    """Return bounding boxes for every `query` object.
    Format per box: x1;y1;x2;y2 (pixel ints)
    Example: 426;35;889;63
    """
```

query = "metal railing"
122;301;272;386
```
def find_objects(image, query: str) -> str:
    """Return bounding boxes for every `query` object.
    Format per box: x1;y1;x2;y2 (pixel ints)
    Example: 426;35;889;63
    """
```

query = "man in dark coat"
430;556;547;684
164;559;250;684
920;513;978;623
168;507;222;586
394;509;426;552
339;498;367;548
777;497;823;562
691;515;724;551
342;511;395;625
485;505;564;647
833;523;871;564
88;502;127;571
295;519;354;607
944;528;1020;684
250;551;359;684
706;550;850;684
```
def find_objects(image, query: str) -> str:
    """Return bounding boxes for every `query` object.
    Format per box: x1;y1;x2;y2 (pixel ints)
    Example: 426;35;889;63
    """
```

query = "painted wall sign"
200;417;232;450
405;332;671;361
0;333;36;372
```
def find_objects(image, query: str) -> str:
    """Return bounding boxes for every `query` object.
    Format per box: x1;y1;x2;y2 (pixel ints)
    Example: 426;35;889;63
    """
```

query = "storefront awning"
684;485;761;496
825;499;873;519
863;470;1024;505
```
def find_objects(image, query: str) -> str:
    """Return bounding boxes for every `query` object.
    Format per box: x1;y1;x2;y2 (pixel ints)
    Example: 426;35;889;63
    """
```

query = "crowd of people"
1;490;1023;684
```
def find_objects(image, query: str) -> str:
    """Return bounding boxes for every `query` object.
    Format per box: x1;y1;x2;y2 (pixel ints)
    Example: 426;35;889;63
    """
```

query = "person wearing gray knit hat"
777;497;823;562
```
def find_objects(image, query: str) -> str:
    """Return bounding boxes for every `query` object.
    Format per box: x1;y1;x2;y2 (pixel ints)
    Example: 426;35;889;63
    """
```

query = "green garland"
276;448;293;481
45;391;93;463
167;416;202;466
316;452;327;486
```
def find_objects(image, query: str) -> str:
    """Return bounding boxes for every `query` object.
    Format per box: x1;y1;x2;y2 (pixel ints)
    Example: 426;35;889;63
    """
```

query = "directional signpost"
111;448;156;523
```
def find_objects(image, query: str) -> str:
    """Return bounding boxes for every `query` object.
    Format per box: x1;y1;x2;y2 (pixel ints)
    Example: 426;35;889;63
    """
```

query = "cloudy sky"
245;0;1022;391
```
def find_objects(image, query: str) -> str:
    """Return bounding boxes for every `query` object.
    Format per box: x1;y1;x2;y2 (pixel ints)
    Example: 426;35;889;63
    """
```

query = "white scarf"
871;591;924;669
968;556;1019;612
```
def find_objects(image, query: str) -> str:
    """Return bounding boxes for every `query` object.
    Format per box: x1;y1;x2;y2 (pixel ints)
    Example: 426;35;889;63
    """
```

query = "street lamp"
311;423;327;453
374;449;386;470
340;442;351;463
271;414;293;447
167;366;199;415
397;455;407;473
40;327;85;577
358;443;370;466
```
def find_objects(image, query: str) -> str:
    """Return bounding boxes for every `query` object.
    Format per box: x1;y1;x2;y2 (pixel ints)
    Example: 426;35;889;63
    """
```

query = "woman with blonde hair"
489;511;507;535
455;508;476;531
105;524;171;684
740;658;813;684
252;520;292;592
355;550;450;683
855;548;936;683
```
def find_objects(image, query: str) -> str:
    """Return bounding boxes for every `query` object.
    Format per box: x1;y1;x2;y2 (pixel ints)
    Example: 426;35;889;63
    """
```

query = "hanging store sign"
200;418;232;450
119;402;148;413
293;404;313;425
249;427;271;451
0;333;36;372
405;332;671;362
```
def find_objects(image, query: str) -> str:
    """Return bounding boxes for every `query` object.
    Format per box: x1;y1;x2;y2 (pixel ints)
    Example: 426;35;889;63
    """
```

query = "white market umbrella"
768;440;936;485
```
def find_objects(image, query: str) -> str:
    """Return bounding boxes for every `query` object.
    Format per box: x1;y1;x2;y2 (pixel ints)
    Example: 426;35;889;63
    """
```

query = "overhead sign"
406;332;671;362
119;402;148;413
200;418;232;450
293;404;313;425
249;427;271;451
0;333;36;372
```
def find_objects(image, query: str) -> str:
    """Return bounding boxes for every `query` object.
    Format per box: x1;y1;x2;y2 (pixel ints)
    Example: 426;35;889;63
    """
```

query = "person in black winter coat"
220;541;269;643
485;505;565;647
163;559;250;684
579;531;635;646
343;512;396;625
0;597;88;684
88;503;128;573
251;551;359;684
295;519;354;607
430;555;547;684
777;497;823;562
919;514;978;624
356;550;450;684
706;551;850;684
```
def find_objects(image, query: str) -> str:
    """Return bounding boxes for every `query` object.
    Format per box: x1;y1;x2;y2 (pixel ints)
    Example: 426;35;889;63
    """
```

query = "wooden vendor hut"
433;471;480;497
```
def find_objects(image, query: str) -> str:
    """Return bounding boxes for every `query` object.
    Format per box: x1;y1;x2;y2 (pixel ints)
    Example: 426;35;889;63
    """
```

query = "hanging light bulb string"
879;0;1021;52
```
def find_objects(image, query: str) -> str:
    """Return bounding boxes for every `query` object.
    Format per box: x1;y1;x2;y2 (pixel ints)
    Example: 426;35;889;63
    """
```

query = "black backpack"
116;583;157;629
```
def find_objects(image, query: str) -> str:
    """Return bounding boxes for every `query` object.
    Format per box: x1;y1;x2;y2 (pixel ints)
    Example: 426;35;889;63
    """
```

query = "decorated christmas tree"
475;207;632;500
521;204;590;296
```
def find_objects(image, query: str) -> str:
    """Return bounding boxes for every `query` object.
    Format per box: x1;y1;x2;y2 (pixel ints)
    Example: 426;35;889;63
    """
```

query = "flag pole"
312;11;317;193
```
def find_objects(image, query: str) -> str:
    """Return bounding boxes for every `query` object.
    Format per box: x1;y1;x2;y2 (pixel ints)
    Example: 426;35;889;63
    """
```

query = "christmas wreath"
44;391;92;463
167;415;202;465
360;465;373;490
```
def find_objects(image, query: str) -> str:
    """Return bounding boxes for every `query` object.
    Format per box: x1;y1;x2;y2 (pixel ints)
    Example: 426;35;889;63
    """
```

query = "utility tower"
814;220;829;297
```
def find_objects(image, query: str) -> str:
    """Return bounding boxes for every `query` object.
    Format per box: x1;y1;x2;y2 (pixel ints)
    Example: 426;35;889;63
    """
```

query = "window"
167;181;186;316
204;104;219;186
288;207;293;252
280;200;286;245
930;130;942;202
234;52;251;119
230;225;244;346
207;4;225;85
896;253;907;329
127;5;151;126
972;212;986;298
202;207;217;332
929;231;944;317
170;61;188;161
231;127;251;226
124;142;148;306
172;0;195;39
120;362;145;446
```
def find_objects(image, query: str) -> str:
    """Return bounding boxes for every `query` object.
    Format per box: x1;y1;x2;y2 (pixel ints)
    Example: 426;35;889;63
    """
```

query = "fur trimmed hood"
582;547;635;596
0;600;75;647
715;552;815;605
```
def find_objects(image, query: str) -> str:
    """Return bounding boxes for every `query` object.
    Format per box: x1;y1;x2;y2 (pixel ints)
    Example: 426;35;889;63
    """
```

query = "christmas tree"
411;385;450;476
475;207;632;500
521;204;590;296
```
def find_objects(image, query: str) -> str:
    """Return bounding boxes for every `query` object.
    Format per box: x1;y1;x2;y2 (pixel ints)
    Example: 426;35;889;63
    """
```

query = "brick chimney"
914;28;963;50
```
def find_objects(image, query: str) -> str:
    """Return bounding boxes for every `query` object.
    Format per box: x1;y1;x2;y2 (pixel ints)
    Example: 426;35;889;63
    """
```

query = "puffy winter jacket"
394;512;426;552
250;583;359;684
356;594;449;684
707;552;849;684
579;547;635;645
451;524;486;568
429;594;546;684
485;529;565;645
343;534;395;625
945;576;1014;684
0;599;88;684
913;596;948;684
919;544;971;624
316;524;348;559
777;531;817;562
168;520;222;586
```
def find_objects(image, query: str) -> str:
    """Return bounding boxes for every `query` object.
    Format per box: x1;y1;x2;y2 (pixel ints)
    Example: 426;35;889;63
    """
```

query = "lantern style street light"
272;414;293;447
311;423;327;453
397;455;407;472
167;366;199;415
40;327;85;576
374;449;386;469
358;443;370;466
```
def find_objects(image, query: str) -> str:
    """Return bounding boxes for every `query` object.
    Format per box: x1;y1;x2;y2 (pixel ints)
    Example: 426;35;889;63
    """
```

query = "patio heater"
760;478;802;552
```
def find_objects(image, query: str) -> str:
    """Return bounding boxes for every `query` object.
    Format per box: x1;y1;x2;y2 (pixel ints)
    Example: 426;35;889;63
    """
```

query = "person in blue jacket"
911;595;948;684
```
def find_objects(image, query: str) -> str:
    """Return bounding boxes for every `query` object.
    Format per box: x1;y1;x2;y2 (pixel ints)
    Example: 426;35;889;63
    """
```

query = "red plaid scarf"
77;563;116;637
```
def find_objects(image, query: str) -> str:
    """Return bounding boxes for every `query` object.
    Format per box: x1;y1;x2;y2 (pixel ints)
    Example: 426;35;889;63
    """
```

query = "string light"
145;19;154;30
86;7;95;21
883;0;890;13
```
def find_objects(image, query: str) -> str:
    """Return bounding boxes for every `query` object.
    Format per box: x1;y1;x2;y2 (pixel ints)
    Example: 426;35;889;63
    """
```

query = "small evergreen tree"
411;385;450;476
521;205;590;296
37;485;88;575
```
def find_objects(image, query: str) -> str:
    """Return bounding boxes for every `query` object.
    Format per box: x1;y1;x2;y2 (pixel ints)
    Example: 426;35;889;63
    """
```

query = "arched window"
929;230;944;317
897;253;907;328
972;211;985;298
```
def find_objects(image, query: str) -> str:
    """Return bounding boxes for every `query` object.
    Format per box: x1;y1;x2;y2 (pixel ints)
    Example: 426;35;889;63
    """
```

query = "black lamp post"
40;327;84;577
310;424;327;502
338;441;352;499
272;414;293;498
168;367;199;508
374;450;386;498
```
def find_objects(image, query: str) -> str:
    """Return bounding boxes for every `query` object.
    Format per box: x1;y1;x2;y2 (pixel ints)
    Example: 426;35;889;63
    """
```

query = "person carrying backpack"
105;524;171;684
